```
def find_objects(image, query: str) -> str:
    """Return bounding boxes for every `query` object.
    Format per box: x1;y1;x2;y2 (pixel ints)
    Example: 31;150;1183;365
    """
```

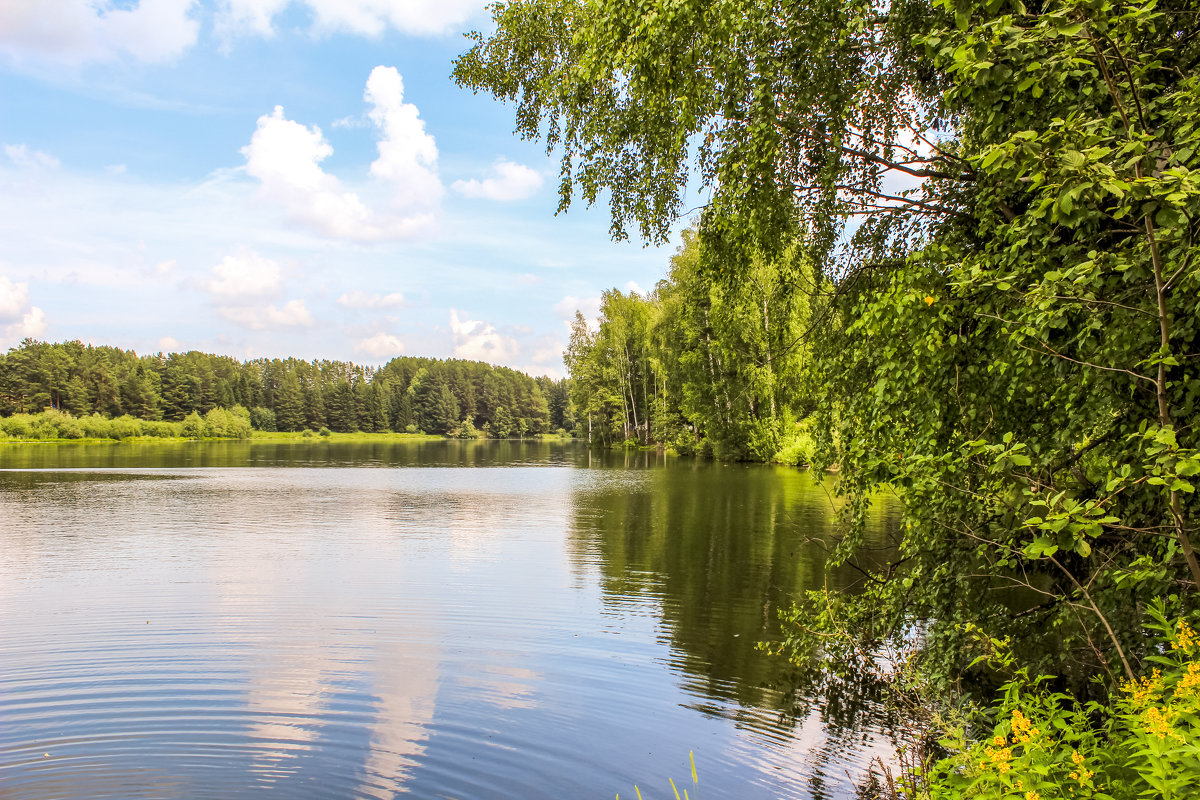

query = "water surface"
0;440;898;799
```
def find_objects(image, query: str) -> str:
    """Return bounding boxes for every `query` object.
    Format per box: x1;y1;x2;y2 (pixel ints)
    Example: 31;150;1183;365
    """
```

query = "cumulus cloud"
241;66;440;241
449;309;519;364
206;251;282;298
624;280;646;296
158;335;182;352
218;0;484;38
451;159;543;202
0;277;47;346
355;332;404;358
0;277;32;322
337;290;405;309
0;0;199;66
5;144;60;170
219;299;314;330
553;294;602;328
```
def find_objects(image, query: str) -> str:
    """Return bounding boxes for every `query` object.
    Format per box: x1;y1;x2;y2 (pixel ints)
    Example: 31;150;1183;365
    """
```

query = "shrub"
108;415;142;440
318;426;332;437
181;411;205;439
774;419;816;467
80;413;111;438
1;414;33;439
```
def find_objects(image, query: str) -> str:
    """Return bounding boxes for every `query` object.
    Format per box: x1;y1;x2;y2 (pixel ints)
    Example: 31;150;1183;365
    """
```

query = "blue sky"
0;0;681;378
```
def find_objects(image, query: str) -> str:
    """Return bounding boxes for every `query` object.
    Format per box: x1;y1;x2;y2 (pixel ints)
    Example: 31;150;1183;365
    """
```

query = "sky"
0;0;682;379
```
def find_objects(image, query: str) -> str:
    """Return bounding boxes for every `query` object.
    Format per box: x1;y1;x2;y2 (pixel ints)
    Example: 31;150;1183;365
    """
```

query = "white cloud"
155;259;176;275
553;294;601;327
158;335;182;352
218;0;484;38
337;290;405;309
0;277;32;322
5;144;60;170
355;332;404;358
517;364;564;380
206;251;282;298
624;280;645;295
365;66;442;207
0;277;46;347
531;344;563;364
0;0;199;66
451;159;543;202
449;309;519;364
219;299;314;330
4;307;47;345
241;67;440;241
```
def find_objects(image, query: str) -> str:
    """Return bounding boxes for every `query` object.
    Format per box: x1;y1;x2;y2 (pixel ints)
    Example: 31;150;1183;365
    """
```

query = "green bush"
202;407;251;439
181;411;205;439
318;426;332;437
1;414;33;439
0;409;257;441
108;415;142;440
80;413;110;438
874;604;1200;800
773;418;816;467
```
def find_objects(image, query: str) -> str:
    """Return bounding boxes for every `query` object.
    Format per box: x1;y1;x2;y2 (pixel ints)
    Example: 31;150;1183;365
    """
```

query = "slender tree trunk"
1145;215;1200;588
762;296;777;419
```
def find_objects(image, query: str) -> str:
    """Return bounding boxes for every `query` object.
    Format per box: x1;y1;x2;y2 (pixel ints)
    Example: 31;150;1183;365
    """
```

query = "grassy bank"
0;409;571;445
249;430;446;443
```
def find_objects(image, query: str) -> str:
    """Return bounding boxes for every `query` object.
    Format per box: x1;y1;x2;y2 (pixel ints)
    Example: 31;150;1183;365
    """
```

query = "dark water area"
0;440;900;799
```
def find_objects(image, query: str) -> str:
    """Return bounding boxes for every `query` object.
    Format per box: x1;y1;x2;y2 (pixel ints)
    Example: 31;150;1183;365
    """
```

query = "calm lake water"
0;440;899;799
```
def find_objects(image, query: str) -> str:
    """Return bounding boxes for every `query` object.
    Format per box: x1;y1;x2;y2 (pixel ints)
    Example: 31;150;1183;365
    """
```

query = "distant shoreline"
0;431;579;446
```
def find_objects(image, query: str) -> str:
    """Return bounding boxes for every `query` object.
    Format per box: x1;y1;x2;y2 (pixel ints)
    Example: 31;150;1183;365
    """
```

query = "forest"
455;0;1200;796
566;230;817;463
0;339;571;438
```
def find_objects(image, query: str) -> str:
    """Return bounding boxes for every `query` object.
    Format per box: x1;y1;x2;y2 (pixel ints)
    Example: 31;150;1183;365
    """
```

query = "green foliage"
462;0;1200;701
806;0;1200;690
0;408;260;441
201;406;252;439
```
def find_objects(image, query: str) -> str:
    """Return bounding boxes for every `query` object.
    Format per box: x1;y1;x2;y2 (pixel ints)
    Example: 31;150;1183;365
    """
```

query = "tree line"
0;339;571;437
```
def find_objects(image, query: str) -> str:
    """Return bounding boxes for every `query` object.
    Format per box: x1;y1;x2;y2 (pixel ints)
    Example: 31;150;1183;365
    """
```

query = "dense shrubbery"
0;408;254;441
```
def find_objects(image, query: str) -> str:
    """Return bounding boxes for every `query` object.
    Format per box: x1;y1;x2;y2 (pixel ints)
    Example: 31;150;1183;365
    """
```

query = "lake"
0;440;899;799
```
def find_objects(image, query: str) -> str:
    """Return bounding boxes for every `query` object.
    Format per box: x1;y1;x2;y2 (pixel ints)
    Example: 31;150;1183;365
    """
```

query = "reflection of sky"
0;458;888;800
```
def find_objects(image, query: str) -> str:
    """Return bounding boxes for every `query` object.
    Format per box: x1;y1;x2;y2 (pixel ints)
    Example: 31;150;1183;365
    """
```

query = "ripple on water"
0;453;896;799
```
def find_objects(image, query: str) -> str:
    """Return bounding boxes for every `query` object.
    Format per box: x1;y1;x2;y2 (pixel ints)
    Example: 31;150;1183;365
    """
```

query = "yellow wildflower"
1010;708;1040;743
1026;791;1040;800
1178;662;1200;698
1071;750;1084;766
992;736;1005;748
1123;670;1164;705
1141;706;1180;741
1173;620;1198;655
924;295;935;305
